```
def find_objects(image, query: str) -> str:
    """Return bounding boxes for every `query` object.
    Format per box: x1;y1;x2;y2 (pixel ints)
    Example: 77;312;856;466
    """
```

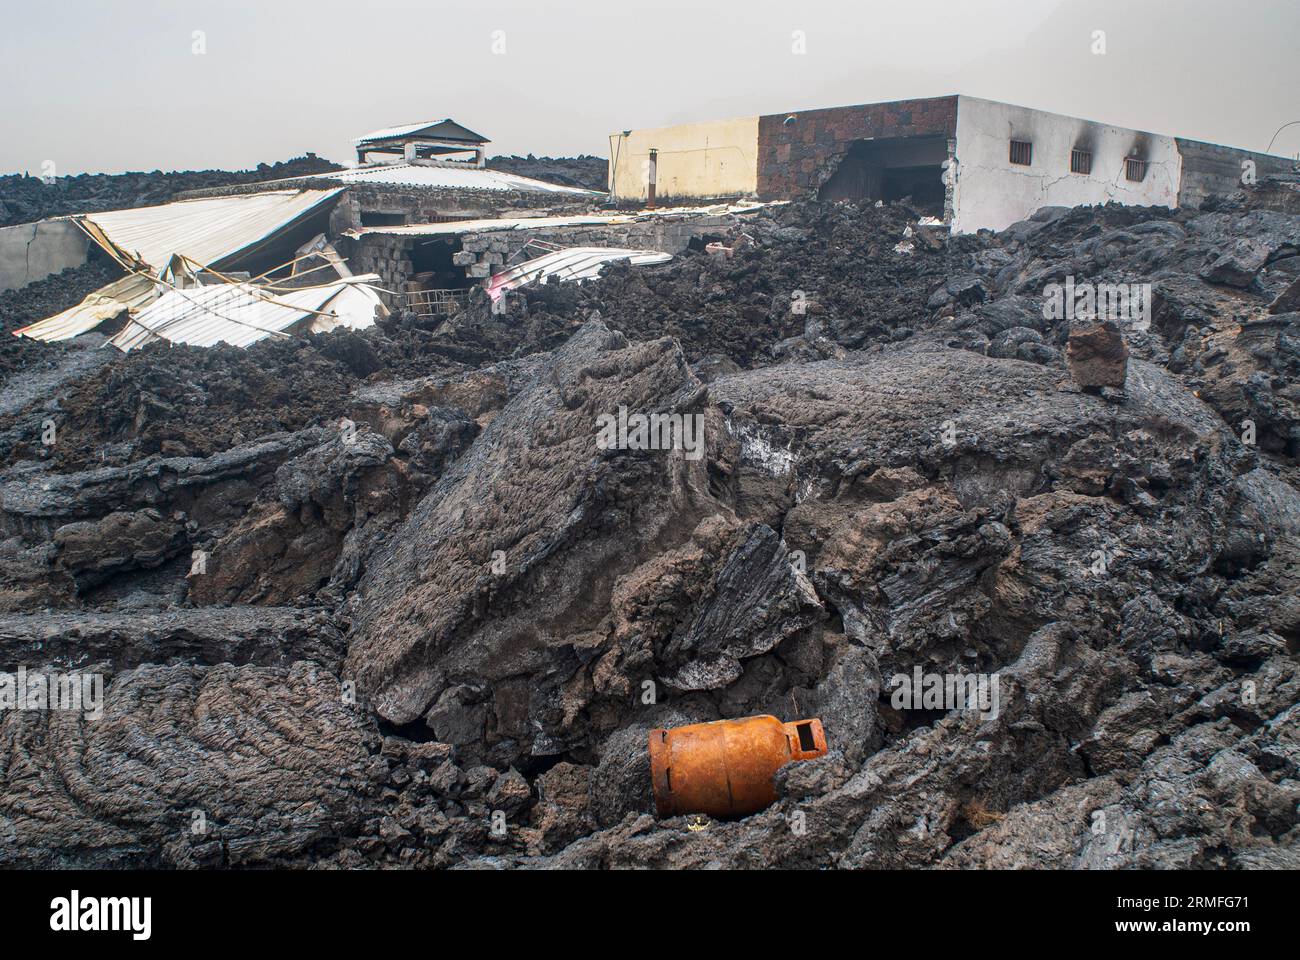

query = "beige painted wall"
608;116;759;203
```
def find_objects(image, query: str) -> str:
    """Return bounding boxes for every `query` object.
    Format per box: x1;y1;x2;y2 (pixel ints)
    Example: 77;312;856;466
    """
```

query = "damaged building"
609;94;1296;231
7;118;674;342
2;50;1300;877
6;105;1295;347
188;117;606;233
6;116;765;338
339;204;758;314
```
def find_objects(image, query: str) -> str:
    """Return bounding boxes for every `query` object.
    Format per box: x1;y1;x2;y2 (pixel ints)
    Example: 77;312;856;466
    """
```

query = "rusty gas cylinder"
648;715;828;819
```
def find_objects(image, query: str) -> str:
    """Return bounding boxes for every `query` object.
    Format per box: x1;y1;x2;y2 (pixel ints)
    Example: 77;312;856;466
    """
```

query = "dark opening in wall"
817;135;947;215
1125;158;1148;182
403;238;473;318
360;210;408;227
1009;140;1033;166
1071;149;1092;174
409;239;470;290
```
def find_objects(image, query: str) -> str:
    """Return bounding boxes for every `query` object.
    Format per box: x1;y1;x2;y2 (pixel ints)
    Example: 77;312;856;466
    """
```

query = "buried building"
10;188;361;343
608;94;1297;231
5;117;631;343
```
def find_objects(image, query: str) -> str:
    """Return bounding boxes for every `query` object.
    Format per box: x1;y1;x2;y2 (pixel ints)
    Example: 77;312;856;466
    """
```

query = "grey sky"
2;0;1297;176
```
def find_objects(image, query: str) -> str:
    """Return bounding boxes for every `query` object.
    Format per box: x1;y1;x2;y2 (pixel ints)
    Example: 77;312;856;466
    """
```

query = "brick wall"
756;96;959;199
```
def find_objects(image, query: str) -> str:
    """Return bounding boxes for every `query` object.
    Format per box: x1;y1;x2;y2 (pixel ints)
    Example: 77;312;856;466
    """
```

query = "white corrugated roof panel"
486;247;671;300
343;200;776;238
356;120;449;143
109;275;386;352
79;189;343;273
354;119;488;144
12;273;160;342
325;163;600;195
345;214;621;238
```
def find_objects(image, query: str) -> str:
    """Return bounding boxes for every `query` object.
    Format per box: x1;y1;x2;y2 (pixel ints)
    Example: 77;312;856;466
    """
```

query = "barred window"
1070;149;1092;174
1125;158;1148;182
1009;140;1033;165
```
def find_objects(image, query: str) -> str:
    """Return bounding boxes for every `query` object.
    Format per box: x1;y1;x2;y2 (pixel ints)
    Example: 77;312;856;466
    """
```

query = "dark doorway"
818;136;947;216
405;238;474;319
409;238;468;289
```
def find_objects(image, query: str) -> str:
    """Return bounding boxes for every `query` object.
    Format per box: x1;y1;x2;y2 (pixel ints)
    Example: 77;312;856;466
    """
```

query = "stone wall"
343;233;417;308
756;97;959;200
329;183;596;234
345;211;745;308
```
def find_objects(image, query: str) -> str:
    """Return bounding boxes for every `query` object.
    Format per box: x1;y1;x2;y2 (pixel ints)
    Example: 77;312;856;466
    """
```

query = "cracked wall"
950;96;1181;233
0;219;90;293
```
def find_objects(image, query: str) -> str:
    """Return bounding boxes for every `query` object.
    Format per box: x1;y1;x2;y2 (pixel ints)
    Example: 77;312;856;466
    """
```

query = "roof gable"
355;119;489;145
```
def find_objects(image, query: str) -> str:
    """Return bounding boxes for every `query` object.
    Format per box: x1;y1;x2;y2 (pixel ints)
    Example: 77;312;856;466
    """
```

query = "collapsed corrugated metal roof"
77;189;343;273
325;163;600;195
343;200;777;238
109;275;387;352
14;189;347;342
486;247;671;301
346;214;618;238
355;119;489;145
12;273;160;342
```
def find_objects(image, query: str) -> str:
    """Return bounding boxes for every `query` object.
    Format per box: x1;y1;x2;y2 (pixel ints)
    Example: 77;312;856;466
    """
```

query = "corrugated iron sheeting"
109;275;386;352
343;200;776;238
355;119;488;144
326;163;600;195
12;273;160;342
79;189;343;273
487;247;671;300
346;214;620;238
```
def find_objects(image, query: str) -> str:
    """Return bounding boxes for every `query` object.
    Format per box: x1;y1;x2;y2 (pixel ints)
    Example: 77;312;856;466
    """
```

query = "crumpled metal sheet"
108;274;387;352
486;247;671;301
11;273;160;342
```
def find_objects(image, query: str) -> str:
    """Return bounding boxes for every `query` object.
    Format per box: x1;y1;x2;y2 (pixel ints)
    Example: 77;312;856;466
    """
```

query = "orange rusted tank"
648;715;828;819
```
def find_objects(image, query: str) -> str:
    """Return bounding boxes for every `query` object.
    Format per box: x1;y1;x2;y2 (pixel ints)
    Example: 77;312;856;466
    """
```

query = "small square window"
1009;140;1033;166
1125;158;1148;182
1070;149;1092;175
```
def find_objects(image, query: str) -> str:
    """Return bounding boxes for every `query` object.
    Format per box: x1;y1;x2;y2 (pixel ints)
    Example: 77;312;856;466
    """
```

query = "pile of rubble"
0;183;1297;868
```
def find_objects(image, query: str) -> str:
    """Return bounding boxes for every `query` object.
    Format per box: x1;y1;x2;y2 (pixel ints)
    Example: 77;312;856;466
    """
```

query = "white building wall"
951;96;1181;233
0;219;90;292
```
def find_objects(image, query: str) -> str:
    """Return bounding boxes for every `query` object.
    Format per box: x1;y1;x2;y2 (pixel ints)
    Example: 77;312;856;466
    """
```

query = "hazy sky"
2;0;1297;175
